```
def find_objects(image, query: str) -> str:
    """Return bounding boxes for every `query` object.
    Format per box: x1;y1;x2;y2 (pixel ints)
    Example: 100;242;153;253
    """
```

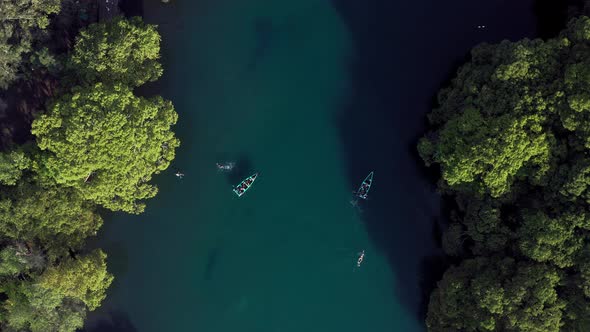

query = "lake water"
86;1;538;331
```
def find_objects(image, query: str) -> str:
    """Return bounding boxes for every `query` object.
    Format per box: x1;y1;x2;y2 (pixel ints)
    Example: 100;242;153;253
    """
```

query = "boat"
357;250;365;267
355;171;374;199
233;173;258;197
216;162;235;171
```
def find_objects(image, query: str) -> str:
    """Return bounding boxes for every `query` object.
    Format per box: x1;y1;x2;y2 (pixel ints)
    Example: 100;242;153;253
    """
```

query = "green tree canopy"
32;83;179;213
0;10;174;331
2;250;112;332
69;16;163;87
427;257;565;332
0;247;30;278
4;284;85;332
461;198;512;255
0;0;61;88
0;181;102;258
418;35;570;197
517;210;590;268
0;150;30;185
38;250;113;311
420;16;590;332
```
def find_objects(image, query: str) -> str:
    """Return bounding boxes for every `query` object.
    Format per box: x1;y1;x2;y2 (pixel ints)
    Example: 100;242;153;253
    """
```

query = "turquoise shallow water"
86;1;537;331
93;1;418;331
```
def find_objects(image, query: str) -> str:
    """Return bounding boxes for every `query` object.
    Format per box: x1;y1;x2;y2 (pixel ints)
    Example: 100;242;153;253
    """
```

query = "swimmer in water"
175;171;184;179
216;162;235;171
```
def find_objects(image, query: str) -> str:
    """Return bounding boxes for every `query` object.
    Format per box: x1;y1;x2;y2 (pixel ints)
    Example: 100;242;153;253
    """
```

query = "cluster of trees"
0;3;178;331
419;16;590;332
0;0;61;88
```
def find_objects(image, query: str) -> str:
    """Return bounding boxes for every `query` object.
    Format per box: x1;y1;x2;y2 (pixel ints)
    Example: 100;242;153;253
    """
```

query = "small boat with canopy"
233;173;258;197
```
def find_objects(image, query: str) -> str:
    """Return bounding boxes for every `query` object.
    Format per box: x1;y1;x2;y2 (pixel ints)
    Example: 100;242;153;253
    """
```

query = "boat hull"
233;173;258;197
356;171;373;200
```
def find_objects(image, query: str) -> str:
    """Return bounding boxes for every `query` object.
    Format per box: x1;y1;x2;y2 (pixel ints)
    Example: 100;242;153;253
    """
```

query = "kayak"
357;250;365;267
356;171;373;199
233;173;258;197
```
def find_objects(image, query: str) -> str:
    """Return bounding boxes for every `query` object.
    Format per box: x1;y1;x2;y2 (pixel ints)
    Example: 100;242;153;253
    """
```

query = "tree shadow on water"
82;311;138;332
330;0;444;323
417;254;449;320
118;0;144;17
101;242;129;289
532;0;587;39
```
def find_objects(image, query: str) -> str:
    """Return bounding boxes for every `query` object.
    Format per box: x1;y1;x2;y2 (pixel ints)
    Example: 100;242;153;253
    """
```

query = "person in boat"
175;171;184;179
357;250;365;267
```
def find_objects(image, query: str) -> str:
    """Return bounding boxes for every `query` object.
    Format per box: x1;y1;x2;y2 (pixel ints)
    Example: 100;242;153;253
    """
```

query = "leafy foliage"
0;247;30;277
39;250;113;311
1;251;112;332
517;210;589;268
5;284;86;332
421;16;590;331
427;257;565;332
0;181;102;258
0;150;30;185
69;16;163;87
0;0;61;88
0;11;174;331
32;83;179;213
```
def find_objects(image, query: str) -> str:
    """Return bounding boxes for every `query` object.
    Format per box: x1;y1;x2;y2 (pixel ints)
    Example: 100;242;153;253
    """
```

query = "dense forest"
419;16;590;332
0;1;177;331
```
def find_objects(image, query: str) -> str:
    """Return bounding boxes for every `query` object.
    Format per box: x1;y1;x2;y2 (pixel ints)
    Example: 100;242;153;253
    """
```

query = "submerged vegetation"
0;2;177;331
419;16;590;331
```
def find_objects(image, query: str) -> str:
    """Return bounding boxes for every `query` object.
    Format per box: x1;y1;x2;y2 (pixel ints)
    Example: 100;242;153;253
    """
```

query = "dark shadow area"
51;0;97;52
408;48;472;187
203;247;220;281
417;195;462;319
246;18;274;71
331;0;537;325
85;211;130;292
0;1;98;150
118;0;144;17
99;242;130;286
81;310;138;332
533;0;588;39
0;76;57;149
417;254;449;320
225;155;254;185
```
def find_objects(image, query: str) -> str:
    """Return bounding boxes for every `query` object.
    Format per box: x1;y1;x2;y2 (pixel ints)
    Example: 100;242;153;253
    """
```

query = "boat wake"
349;198;364;214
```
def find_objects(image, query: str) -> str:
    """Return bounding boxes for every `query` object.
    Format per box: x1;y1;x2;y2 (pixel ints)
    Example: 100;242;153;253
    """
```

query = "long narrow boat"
356;171;374;200
233;173;258;197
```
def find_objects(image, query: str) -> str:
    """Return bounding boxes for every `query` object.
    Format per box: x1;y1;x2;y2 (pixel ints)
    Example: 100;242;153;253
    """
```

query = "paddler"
357;250;365;267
